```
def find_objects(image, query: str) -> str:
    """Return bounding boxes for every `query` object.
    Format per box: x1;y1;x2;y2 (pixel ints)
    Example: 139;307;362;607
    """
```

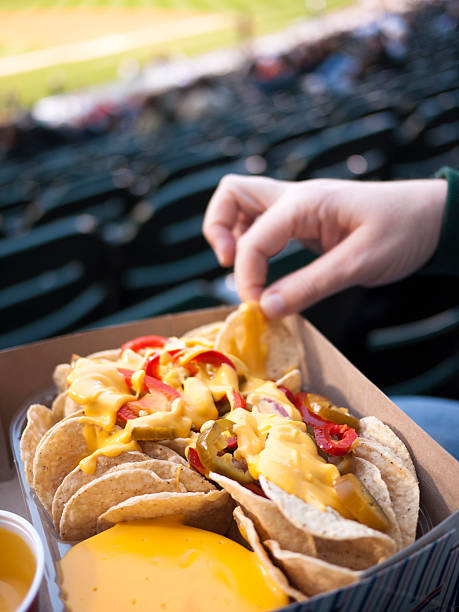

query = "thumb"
259;229;368;318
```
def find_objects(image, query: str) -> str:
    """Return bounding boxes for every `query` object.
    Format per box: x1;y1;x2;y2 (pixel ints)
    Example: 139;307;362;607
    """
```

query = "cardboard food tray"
1;305;458;612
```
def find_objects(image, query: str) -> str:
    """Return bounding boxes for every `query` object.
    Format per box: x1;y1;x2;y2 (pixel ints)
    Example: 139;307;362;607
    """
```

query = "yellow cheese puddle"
59;518;288;612
0;527;36;612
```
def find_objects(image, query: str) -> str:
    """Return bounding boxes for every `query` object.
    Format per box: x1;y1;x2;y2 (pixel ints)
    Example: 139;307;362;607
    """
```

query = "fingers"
203;174;287;266
259;229;369;318
234;189;323;301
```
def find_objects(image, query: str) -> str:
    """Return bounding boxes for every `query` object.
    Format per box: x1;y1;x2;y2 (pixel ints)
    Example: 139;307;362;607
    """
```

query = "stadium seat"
158;213;207;257
273;112;397;180
0;214;108;290
125;159;249;264
29;173;130;226
87;280;222;329
121;249;222;305
0;283;109;350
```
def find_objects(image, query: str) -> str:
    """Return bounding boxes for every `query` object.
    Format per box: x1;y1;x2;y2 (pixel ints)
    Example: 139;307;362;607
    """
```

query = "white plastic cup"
0;510;44;612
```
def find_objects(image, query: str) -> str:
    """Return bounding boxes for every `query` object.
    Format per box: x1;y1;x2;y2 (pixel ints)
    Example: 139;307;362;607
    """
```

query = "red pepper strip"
278;385;295;405
313;423;358;456
146;348;189;378
144;374;180;401
228;389;247;411
144;352;160;378
117;394;161;422
188;446;207;476
121;334;168;354
181;350;237;372
117;403;140;422
225;436;238;451
118;368;135;389
295;392;329;428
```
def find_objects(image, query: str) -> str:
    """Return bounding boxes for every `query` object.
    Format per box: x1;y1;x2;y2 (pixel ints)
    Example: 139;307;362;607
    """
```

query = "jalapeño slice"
196;419;254;484
307;394;360;431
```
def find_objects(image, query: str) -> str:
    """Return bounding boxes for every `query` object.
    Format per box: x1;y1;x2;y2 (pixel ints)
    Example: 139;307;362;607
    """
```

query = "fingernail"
216;237;232;267
260;292;286;319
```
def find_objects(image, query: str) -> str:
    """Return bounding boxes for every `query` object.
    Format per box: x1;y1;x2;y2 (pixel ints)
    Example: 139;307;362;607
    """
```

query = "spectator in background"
203;170;457;319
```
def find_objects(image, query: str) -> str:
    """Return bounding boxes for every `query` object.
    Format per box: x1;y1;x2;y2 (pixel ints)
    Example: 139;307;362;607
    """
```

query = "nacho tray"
2;306;458;611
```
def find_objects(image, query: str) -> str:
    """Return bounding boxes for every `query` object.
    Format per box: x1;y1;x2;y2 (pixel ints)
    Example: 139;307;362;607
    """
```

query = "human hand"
203;175;447;318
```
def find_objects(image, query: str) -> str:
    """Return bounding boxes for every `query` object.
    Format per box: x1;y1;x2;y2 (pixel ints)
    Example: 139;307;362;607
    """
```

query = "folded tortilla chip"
233;506;306;602
52;450;152;529
215;304;300;380
32;416;89;514
352;457;402;551
265;539;360;597
140;441;188;466
182;321;223;345
20;404;57;487
109;458;215;493
97;490;233;535
60;468;186;541
52;363;71;393
260;477;396;570
210;472;317;558
353;437;419;547
359;416;416;478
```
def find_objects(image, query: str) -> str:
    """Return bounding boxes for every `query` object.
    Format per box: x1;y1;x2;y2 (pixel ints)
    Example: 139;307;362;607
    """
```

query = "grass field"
0;0;354;111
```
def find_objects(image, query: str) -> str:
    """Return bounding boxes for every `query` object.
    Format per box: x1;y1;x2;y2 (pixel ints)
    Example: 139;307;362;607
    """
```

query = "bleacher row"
1;2;458;398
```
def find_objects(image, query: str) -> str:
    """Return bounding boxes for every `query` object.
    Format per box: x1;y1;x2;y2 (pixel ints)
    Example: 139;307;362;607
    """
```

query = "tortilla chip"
140;441;188;466
210;472;316;557
60;468;185;541
110;458;215;493
275;369;302;395
51;391;67;421
20;404;57;487
182;321;223;346
51;451;151;529
97;490;233;535
233;506;306;602
359;416;416;478
353;438;419;547
352;457;402;552
53;363;71;393
215;304;300;380
265;539;360;597
32;416;89;514
86;349;120;360
260;477;396;570
158;437;195;459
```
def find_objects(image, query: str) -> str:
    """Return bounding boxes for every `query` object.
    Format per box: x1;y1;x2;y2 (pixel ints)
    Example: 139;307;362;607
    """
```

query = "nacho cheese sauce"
224;302;268;379
0;527;36;612
59;518;288;612
65;305;353;517
228;409;352;517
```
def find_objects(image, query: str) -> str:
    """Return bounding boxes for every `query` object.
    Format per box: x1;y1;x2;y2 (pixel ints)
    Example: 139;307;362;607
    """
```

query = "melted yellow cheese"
226;302;268;379
78;420;141;474
247;381;301;420
67;358;133;429
182;377;218;428
0;527;36;612
228;409;352;516
121;398;193;442
59;518;288;612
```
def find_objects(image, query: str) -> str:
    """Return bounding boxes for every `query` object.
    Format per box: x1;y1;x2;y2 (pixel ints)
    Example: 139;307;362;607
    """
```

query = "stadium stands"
1;0;458;398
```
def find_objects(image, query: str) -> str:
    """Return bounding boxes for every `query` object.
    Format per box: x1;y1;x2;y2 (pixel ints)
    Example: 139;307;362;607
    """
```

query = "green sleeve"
420;166;459;276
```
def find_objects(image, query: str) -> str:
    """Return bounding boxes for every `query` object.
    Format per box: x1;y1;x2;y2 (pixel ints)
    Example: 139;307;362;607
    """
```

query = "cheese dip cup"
0;510;44;612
